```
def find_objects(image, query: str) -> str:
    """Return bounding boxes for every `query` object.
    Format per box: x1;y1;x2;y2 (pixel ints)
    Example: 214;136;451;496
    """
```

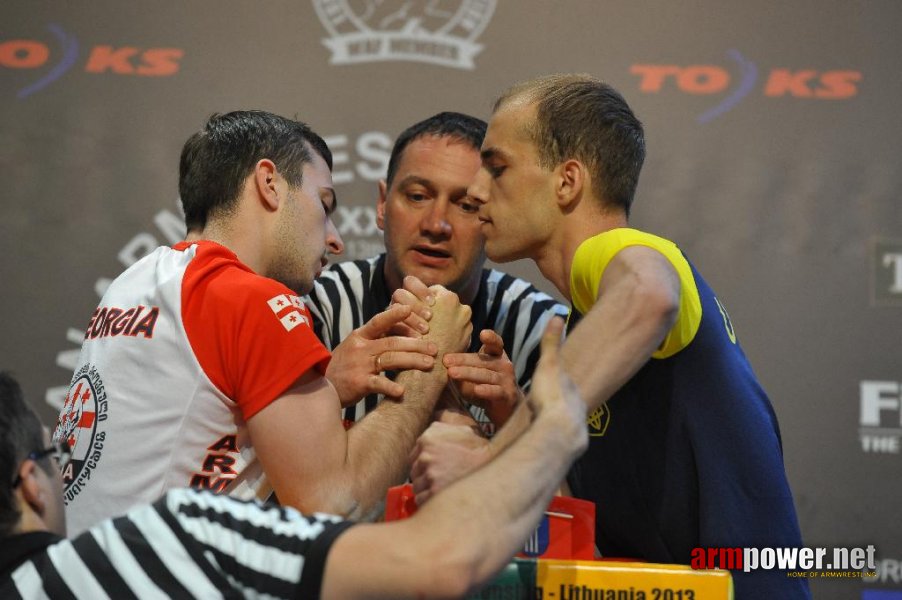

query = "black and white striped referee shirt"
1;488;354;599
305;254;568;435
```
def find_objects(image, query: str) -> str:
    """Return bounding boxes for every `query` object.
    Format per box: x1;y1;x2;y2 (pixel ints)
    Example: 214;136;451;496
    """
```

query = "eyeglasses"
11;440;72;488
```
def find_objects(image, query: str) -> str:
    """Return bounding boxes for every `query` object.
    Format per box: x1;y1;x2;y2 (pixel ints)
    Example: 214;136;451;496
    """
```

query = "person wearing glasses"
1;320;588;598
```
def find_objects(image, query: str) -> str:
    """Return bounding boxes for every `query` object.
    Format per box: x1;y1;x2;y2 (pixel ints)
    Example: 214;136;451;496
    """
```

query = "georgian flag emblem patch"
267;294;311;332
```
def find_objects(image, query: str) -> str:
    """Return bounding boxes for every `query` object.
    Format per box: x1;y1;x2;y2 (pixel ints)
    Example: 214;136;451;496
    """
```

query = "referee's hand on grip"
443;329;521;427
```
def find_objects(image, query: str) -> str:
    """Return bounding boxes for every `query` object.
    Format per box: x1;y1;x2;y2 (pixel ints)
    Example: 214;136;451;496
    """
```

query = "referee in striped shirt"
1;319;587;598
307;112;568;436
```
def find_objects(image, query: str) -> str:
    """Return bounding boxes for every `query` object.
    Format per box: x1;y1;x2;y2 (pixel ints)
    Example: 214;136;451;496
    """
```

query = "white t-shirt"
53;240;330;535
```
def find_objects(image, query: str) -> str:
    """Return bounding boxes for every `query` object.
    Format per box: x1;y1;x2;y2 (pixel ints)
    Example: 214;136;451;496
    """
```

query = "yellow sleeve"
569;228;701;358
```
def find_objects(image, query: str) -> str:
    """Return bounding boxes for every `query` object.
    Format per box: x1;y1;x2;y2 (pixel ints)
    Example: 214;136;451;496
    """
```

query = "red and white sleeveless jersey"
53;240;331;536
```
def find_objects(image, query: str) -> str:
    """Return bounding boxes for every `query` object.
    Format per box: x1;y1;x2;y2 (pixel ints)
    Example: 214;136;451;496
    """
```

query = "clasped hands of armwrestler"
393;275;523;425
326;275;474;406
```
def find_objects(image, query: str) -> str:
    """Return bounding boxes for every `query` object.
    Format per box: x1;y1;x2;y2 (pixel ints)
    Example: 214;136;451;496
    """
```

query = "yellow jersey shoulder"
569;228;701;358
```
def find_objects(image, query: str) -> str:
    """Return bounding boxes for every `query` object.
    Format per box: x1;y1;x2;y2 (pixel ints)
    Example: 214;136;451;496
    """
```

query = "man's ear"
254;159;280;211
555;159;586;211
376;179;388;231
17;461;46;516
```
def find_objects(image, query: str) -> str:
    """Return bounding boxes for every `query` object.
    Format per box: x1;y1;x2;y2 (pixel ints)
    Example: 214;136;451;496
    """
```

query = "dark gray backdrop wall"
2;2;900;598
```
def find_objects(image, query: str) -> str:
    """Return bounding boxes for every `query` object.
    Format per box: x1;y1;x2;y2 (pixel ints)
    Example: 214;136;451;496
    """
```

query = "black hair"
0;372;45;537
179;110;333;231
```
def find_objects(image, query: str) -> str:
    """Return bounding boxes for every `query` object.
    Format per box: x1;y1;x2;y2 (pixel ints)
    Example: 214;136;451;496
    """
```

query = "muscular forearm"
483;256;677;462
343;366;447;520
321;285;471;520
250;366;445;521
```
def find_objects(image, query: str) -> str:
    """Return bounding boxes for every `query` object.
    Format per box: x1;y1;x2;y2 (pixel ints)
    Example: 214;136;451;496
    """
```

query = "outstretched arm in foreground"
493;245;678;444
321;317;588;600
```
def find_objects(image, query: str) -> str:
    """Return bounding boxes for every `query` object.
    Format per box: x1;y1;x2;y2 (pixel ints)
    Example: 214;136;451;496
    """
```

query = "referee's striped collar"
0;531;62;576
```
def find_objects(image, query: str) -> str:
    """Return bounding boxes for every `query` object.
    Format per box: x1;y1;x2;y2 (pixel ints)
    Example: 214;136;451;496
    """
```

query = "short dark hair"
0;372;45;537
179;110;333;231
495;74;645;216
385;111;487;189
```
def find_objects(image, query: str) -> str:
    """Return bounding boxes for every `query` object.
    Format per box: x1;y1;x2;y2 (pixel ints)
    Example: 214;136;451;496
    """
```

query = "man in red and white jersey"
54;111;472;535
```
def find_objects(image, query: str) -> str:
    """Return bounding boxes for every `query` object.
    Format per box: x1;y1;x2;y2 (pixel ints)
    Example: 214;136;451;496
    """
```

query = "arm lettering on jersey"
189;434;241;494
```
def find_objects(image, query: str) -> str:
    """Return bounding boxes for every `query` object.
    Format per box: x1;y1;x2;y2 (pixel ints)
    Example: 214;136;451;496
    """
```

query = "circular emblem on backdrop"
53;364;108;502
312;0;497;69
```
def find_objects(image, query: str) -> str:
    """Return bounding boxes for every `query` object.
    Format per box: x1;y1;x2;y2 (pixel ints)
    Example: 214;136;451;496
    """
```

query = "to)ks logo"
2;24;184;99
631;49;862;123
312;0;496;69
